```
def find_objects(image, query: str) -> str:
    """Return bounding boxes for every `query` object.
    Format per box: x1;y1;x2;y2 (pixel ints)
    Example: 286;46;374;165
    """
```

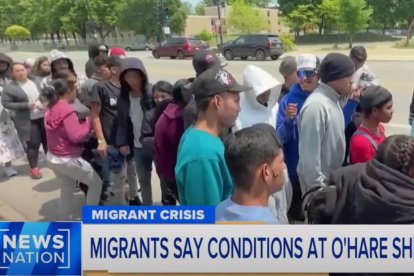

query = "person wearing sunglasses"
276;53;320;222
216;124;285;224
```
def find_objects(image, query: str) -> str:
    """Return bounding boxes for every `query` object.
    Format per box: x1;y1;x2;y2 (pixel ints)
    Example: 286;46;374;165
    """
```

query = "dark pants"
134;147;153;205
287;177;304;222
25;118;47;169
160;177;178;206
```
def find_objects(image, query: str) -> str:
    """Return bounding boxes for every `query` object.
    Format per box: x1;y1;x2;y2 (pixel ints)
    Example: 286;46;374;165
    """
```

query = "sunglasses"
297;69;317;79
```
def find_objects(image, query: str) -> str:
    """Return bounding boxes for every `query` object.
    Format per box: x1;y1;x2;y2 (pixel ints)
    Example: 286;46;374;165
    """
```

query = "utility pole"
216;0;224;49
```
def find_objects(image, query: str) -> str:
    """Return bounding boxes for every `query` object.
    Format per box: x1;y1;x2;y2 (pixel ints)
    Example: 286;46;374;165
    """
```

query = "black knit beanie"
319;53;355;83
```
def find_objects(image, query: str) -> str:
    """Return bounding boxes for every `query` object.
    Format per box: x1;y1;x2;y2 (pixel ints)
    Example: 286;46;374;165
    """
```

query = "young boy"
216;124;285;224
350;85;393;164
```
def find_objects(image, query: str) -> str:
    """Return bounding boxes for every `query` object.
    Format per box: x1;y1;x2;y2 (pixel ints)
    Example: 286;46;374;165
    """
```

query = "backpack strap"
353;129;378;151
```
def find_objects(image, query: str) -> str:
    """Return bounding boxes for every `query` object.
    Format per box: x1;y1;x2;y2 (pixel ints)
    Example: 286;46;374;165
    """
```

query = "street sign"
163;26;171;35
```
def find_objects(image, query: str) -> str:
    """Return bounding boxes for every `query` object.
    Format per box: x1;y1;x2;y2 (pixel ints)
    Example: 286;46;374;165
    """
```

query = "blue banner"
0;222;81;275
82;206;215;224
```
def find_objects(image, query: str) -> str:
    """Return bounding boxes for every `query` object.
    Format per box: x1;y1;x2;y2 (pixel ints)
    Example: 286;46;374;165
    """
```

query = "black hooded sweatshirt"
85;43;100;78
115;57;154;154
306;159;414;225
0;53;13;88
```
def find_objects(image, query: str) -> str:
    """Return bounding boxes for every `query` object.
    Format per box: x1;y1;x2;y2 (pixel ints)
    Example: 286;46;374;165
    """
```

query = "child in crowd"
216;124;285;224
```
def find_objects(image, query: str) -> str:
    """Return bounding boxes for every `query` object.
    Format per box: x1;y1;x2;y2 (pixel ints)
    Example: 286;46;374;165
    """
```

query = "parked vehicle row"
149;34;284;61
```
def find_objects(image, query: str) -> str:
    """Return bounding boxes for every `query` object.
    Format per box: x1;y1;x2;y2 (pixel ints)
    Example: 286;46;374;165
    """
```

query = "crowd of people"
0;42;413;224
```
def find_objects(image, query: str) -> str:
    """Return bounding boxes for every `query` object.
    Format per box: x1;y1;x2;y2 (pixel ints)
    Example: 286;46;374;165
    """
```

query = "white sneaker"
3;166;18;178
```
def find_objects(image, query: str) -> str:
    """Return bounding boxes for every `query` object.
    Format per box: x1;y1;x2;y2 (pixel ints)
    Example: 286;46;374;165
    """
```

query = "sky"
184;0;202;6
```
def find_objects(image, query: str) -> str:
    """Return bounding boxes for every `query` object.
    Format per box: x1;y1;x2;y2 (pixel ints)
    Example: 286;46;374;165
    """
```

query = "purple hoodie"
45;100;90;157
154;103;185;182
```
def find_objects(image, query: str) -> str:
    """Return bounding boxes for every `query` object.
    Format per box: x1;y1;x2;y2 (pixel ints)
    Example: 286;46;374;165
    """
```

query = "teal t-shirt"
175;128;233;206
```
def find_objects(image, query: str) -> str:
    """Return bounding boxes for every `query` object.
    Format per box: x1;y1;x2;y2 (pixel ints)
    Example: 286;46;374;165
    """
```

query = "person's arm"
276;99;295;143
90;85;105;143
1;87;30;110
63;112;90;144
410;91;414;125
140;109;155;151
179;159;222;206
349;136;375;164
297;103;326;193
342;99;359;127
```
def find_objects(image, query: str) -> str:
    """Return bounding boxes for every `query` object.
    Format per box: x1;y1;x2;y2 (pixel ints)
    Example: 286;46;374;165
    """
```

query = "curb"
0;198;28;221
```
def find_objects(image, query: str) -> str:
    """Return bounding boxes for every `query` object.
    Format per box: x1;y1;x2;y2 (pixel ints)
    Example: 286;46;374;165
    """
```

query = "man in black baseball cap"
192;50;227;77
183;50;227;128
175;67;249;206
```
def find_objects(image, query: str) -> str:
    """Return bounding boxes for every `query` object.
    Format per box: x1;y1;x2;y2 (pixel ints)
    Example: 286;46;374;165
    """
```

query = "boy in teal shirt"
175;67;249;205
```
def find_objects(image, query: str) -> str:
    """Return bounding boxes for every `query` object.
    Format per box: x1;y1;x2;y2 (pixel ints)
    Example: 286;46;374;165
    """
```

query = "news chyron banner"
2;207;414;275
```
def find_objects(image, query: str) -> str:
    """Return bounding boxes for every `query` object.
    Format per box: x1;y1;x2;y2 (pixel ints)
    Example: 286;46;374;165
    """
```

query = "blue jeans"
134;147;153;205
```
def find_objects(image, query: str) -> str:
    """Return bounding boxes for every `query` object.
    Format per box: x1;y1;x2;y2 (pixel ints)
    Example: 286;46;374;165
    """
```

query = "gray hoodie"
297;82;346;193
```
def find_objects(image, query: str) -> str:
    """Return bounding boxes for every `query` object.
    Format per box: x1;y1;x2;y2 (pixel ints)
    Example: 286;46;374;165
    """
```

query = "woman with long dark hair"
2;63;47;179
44;76;101;220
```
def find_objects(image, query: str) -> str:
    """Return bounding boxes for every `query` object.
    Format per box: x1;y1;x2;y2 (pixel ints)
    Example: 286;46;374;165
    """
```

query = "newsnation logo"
0;222;81;275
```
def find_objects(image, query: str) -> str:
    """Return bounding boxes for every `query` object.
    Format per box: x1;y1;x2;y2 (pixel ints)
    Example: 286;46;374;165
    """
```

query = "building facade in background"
185;5;289;37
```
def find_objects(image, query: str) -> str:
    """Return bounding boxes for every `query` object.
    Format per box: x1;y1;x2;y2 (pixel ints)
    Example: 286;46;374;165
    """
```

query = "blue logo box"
0;222;81;275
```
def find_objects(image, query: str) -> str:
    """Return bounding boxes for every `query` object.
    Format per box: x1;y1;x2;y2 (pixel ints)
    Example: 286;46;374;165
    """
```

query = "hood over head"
236;65;281;130
0;53;13;79
88;43;101;59
45;101;77;131
49;49;76;78
242;65;280;109
119;57;149;97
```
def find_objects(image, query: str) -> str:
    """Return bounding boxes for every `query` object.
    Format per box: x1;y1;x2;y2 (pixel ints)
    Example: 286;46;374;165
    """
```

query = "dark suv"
221;34;283;61
152;37;207;59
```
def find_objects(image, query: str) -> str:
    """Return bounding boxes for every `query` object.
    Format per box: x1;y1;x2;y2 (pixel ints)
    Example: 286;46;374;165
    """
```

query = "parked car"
152;37;207;59
221;34;283;61
125;41;154;51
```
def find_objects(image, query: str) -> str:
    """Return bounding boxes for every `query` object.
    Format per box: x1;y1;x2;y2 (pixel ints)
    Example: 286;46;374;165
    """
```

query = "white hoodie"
235;65;292;224
235;65;281;130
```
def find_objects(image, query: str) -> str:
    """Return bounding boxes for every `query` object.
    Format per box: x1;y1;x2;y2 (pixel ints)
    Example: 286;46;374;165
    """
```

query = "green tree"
195;2;206;15
227;0;267;33
284;4;318;36
367;0;397;35
278;0;321;15
316;0;340;34
5;25;31;40
203;0;271;7
120;0;160;40
199;28;214;42
165;0;188;35
89;0;123;41
59;0;89;41
183;2;193;14
339;0;372;48
0;0;23;39
394;0;414;46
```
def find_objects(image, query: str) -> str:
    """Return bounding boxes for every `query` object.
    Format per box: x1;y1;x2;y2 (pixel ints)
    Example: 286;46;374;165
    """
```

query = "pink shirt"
45;100;90;157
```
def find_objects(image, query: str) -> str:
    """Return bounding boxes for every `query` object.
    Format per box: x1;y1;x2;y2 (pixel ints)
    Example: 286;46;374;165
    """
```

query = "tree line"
279;0;414;46
0;0;188;43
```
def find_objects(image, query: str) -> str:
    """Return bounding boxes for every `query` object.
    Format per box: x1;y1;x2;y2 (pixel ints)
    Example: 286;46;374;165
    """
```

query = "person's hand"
285;103;298;121
97;141;107;159
27;101;36;109
34;100;44;110
119;146;130;156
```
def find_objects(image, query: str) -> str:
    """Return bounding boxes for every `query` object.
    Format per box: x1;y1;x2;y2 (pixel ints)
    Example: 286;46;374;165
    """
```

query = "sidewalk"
288;42;414;61
0;158;162;221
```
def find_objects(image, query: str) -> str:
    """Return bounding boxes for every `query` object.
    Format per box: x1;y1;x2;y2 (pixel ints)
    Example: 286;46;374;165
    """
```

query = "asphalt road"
0;49;411;221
